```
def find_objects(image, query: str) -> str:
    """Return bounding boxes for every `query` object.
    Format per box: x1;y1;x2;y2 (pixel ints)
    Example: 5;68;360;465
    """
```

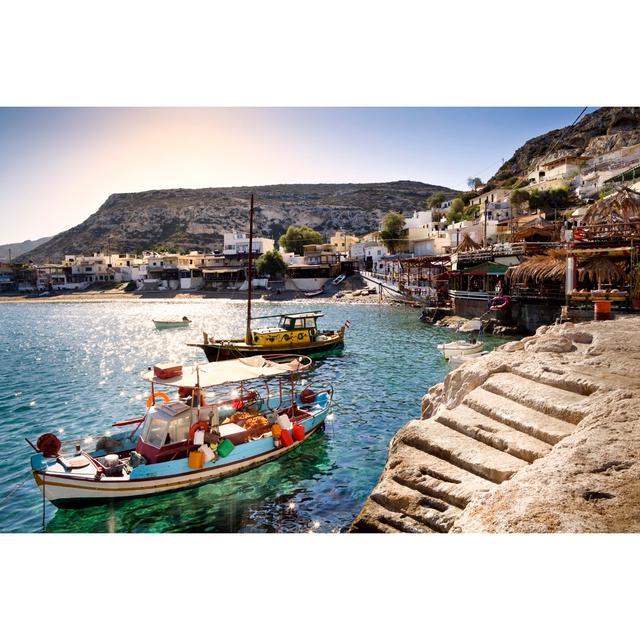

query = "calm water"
0;299;510;533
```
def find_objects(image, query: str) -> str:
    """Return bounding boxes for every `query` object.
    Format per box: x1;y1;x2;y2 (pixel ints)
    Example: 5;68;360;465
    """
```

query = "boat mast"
246;193;255;345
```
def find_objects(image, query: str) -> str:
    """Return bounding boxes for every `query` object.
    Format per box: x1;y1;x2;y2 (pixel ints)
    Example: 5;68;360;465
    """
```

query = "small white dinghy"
153;317;192;330
332;274;346;286
437;339;484;359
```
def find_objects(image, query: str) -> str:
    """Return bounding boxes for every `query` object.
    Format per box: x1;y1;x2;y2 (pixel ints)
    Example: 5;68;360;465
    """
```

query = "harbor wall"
452;295;563;333
351;316;640;533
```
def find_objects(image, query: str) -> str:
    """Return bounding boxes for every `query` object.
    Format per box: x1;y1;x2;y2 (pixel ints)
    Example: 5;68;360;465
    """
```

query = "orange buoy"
594;300;612;321
146;391;170;409
292;423;305;442
280;429;294;447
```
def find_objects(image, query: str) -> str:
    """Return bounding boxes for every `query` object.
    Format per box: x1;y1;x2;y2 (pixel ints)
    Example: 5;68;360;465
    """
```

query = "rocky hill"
489;107;640;187
0;236;52;262
22;181;458;262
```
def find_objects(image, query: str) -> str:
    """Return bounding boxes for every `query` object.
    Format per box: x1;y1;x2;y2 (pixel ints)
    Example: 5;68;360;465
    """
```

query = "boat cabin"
252;312;324;346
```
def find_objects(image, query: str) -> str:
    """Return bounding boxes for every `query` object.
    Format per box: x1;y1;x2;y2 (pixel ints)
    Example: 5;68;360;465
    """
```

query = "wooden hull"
194;336;345;362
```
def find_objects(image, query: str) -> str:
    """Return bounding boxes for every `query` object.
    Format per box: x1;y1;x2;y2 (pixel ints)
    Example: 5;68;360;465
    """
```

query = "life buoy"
297;332;305;341
574;228;585;241
37;433;62;457
489;295;511;311
146;391;170;409
188;421;209;443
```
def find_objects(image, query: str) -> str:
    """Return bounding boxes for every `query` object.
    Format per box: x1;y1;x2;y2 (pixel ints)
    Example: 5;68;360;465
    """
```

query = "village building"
329;231;359;254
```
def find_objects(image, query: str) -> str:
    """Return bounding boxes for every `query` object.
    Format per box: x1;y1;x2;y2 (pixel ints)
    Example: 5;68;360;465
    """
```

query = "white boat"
437;339;484;359
153;317;192;330
29;355;332;507
303;288;324;297
332;274;346;286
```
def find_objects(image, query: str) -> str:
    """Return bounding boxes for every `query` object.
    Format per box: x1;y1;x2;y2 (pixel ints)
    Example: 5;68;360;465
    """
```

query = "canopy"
142;356;309;389
461;261;509;276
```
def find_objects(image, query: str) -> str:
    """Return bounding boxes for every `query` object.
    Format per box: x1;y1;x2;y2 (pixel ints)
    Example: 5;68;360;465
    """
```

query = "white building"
223;232;274;257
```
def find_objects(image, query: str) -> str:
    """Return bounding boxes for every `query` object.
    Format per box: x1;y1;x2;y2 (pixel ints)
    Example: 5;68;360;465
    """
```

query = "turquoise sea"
0;299;510;533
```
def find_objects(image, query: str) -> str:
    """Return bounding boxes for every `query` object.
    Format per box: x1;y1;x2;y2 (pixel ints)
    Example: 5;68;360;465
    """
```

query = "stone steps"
401;419;528;484
463;386;577;445
352;366;589;533
481;372;588;424
436;404;552;463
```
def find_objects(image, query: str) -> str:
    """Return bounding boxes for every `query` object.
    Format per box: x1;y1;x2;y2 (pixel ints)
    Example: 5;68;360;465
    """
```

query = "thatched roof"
582;188;640;226
456;233;482;252
577;256;625;283
506;250;567;284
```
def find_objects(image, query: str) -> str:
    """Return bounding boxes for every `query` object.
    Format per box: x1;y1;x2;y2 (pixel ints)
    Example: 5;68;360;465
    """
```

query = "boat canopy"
142;356;309;389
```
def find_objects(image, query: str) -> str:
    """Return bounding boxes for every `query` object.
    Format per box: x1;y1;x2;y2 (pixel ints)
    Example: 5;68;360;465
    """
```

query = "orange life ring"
146;391;170;409
189;421;209;442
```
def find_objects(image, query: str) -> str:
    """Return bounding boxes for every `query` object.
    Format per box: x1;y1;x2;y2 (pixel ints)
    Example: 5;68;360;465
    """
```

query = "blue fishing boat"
29;355;332;508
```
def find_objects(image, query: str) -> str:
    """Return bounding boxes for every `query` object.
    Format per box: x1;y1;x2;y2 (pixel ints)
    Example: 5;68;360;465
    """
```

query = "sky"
0;107;596;244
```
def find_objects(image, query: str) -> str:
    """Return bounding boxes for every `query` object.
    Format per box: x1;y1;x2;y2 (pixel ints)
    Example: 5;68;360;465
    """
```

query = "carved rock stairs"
351;371;591;533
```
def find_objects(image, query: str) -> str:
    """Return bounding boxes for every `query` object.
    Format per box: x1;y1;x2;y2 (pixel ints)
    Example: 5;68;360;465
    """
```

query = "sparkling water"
0;299;510;533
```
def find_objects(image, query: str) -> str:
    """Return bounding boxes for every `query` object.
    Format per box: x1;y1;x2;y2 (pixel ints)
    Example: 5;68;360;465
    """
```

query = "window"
141;413;169;448
304;318;316;329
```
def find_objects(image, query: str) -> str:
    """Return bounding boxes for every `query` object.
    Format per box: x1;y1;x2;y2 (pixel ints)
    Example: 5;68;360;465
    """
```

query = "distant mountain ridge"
21;181;459;262
0;236;52;262
488;107;640;187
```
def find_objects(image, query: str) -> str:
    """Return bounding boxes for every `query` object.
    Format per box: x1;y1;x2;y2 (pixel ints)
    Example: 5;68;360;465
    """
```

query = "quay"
352;316;640;533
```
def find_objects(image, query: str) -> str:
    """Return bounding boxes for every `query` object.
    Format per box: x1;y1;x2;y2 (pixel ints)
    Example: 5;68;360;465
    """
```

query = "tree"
510;189;530;215
255;249;287;278
445;198;466;225
467;177;483;190
278;225;324;255
427;191;447;209
379;211;407;253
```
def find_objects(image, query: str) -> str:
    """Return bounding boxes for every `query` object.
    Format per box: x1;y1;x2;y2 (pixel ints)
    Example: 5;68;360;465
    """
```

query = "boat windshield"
279;316;317;330
140;407;192;448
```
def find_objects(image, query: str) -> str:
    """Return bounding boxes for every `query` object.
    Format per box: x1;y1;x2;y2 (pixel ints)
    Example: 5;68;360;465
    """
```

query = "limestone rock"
352;316;640;533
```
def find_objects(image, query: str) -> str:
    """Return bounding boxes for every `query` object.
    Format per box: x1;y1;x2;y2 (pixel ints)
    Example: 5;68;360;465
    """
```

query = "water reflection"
47;431;333;533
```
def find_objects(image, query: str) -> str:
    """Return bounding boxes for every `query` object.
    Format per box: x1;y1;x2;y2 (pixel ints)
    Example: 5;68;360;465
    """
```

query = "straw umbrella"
582;187;640;226
456;233;481;252
506;249;567;285
577;256;625;289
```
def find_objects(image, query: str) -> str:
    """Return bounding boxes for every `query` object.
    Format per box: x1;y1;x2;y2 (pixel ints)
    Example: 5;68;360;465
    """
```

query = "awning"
460;261;509;276
202;267;244;274
141;356;309;389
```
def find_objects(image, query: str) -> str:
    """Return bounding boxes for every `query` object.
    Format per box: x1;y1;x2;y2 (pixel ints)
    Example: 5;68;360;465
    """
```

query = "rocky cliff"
0;236;52;262
21;181;458;262
351;317;640;533
489;107;640;187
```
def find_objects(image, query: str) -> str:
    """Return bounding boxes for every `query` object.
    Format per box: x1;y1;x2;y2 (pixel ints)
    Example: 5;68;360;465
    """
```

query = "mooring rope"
0;475;30;509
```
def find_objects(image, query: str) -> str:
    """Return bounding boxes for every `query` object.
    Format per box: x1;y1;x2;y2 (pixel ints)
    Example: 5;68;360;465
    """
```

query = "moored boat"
437;338;484;359
191;311;348;361
29;355;332;507
153;316;192;329
332;274;346;286
190;195;348;362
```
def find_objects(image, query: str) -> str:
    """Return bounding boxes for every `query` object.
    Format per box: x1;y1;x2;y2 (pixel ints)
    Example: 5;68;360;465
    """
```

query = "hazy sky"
0;107;595;244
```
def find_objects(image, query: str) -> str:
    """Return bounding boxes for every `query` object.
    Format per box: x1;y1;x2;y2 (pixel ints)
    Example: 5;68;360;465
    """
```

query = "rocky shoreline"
352;316;640;533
